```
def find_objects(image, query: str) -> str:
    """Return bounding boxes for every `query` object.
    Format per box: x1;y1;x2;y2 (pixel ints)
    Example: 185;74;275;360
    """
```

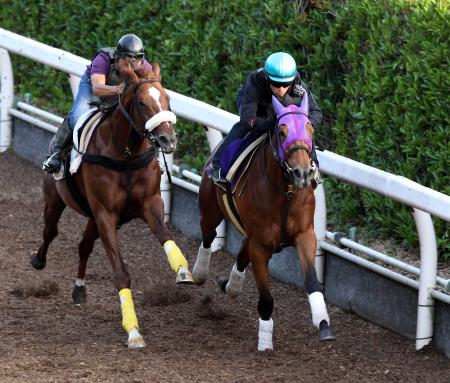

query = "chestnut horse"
32;62;194;349
193;94;335;351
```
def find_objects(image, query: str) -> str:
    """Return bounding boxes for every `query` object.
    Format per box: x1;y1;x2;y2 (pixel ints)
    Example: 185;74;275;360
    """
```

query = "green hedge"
1;0;448;257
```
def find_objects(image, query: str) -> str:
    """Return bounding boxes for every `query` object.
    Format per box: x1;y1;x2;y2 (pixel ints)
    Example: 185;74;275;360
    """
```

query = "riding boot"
42;117;73;173
210;120;249;184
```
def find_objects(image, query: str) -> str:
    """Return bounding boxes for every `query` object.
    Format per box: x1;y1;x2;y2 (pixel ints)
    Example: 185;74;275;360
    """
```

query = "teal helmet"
263;52;297;83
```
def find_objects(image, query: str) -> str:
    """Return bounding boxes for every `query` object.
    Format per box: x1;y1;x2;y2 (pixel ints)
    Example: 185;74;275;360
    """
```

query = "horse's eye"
279;126;288;141
138;100;146;107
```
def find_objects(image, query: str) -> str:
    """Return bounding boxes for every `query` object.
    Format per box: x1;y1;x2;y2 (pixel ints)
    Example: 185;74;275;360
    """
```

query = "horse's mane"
116;60;161;84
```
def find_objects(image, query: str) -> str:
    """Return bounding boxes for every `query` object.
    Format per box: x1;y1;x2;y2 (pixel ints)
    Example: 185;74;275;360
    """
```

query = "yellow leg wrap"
164;240;188;273
119;288;139;333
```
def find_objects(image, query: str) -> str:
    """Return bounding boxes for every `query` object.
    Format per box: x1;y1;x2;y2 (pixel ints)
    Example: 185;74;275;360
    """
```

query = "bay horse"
193;94;335;351
32;61;194;349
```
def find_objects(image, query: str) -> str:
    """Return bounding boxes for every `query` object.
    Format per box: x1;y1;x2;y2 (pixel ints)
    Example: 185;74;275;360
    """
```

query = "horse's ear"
117;60;138;84
300;92;309;115
272;95;284;116
151;61;160;77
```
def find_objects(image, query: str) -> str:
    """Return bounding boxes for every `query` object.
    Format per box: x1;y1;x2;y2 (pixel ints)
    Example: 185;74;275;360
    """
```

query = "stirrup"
176;268;196;284
210;166;228;184
42;153;63;173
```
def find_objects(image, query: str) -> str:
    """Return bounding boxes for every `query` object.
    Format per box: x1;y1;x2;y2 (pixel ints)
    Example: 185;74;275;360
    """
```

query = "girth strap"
82;147;157;172
65;171;94;218
64;148;158;221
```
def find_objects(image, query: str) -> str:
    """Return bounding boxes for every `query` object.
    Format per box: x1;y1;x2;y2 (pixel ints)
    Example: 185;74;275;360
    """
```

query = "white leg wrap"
308;291;330;329
75;278;85;287
225;263;246;298
258;318;274;351
192;243;211;283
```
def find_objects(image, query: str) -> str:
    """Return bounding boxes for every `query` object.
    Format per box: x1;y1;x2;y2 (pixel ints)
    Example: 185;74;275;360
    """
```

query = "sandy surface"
0;150;449;383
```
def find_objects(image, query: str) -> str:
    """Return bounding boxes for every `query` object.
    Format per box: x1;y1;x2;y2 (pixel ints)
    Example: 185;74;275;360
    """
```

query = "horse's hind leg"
72;218;99;304
193;176;224;284
32;176;66;270
296;229;335;341
219;239;249;298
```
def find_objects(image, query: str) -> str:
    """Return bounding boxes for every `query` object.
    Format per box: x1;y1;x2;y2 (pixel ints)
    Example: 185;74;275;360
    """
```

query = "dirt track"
0;150;449;383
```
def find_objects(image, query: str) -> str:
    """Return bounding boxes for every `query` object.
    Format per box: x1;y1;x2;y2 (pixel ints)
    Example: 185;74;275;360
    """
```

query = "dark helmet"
116;34;144;58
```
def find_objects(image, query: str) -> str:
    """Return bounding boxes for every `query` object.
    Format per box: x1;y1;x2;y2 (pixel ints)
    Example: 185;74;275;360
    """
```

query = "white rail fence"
1;28;450;352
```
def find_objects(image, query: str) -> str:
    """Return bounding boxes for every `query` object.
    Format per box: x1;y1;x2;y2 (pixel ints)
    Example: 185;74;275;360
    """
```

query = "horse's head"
118;61;178;153
272;95;314;189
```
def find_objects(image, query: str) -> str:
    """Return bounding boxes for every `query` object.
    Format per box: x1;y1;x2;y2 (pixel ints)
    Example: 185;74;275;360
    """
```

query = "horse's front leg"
296;229;335;341
249;240;274;352
142;195;195;284
95;210;146;349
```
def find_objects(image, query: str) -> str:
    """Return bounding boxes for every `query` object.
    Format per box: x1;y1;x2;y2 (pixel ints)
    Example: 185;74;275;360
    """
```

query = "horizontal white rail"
326;231;450;290
317;150;450;222
9;108;58;133
17;101;64;124
320;241;450;305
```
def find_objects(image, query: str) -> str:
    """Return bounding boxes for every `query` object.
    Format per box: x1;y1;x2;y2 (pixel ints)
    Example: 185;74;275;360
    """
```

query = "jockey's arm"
91;74;124;97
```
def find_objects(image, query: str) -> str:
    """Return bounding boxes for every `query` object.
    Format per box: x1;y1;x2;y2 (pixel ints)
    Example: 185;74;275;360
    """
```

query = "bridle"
117;80;176;146
269;110;313;185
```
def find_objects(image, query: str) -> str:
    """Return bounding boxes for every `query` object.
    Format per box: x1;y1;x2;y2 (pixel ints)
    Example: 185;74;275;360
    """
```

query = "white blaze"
148;87;162;111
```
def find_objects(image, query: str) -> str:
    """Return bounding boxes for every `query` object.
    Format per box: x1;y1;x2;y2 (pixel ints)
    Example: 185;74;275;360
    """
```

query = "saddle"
218;132;267;193
52;109;105;181
215;132;267;237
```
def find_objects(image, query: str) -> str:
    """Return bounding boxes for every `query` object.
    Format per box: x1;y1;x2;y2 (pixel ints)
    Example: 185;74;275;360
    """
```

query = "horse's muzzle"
156;131;178;154
292;166;313;189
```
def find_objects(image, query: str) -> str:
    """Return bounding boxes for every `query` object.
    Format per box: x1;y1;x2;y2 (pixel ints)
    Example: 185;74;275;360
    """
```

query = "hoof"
319;320;336;341
31;256;46;270
72;285;87;305
126;335;146;349
218;278;228;293
176;268;196;284
192;267;207;286
258;347;274;353
125;328;146;349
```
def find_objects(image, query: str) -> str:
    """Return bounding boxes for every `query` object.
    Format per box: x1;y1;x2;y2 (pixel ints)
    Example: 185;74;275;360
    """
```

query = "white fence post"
206;126;226;252
414;208;437;350
69;74;81;99
0;48;13;152
160;152;173;223
314;182;326;284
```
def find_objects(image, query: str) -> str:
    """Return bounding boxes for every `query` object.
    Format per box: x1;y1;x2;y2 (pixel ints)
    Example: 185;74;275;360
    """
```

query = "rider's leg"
210;120;248;182
43;73;93;173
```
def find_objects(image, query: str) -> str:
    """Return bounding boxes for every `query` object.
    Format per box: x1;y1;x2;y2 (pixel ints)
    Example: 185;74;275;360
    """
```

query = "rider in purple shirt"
43;34;153;173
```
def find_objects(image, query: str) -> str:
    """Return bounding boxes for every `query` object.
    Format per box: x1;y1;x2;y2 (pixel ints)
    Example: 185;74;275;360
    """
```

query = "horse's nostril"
158;135;169;146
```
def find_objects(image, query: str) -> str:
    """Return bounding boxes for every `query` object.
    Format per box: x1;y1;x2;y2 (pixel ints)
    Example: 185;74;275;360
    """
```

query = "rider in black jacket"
210;51;322;184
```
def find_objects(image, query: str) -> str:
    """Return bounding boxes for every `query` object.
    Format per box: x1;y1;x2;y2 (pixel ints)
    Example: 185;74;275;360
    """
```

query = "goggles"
123;52;144;60
270;80;293;89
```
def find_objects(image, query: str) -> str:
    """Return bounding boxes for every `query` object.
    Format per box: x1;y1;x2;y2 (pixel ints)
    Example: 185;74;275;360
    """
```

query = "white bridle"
144;110;177;132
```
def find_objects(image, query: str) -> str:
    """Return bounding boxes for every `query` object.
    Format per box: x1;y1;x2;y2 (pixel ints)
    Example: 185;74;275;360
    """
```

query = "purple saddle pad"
220;131;264;174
